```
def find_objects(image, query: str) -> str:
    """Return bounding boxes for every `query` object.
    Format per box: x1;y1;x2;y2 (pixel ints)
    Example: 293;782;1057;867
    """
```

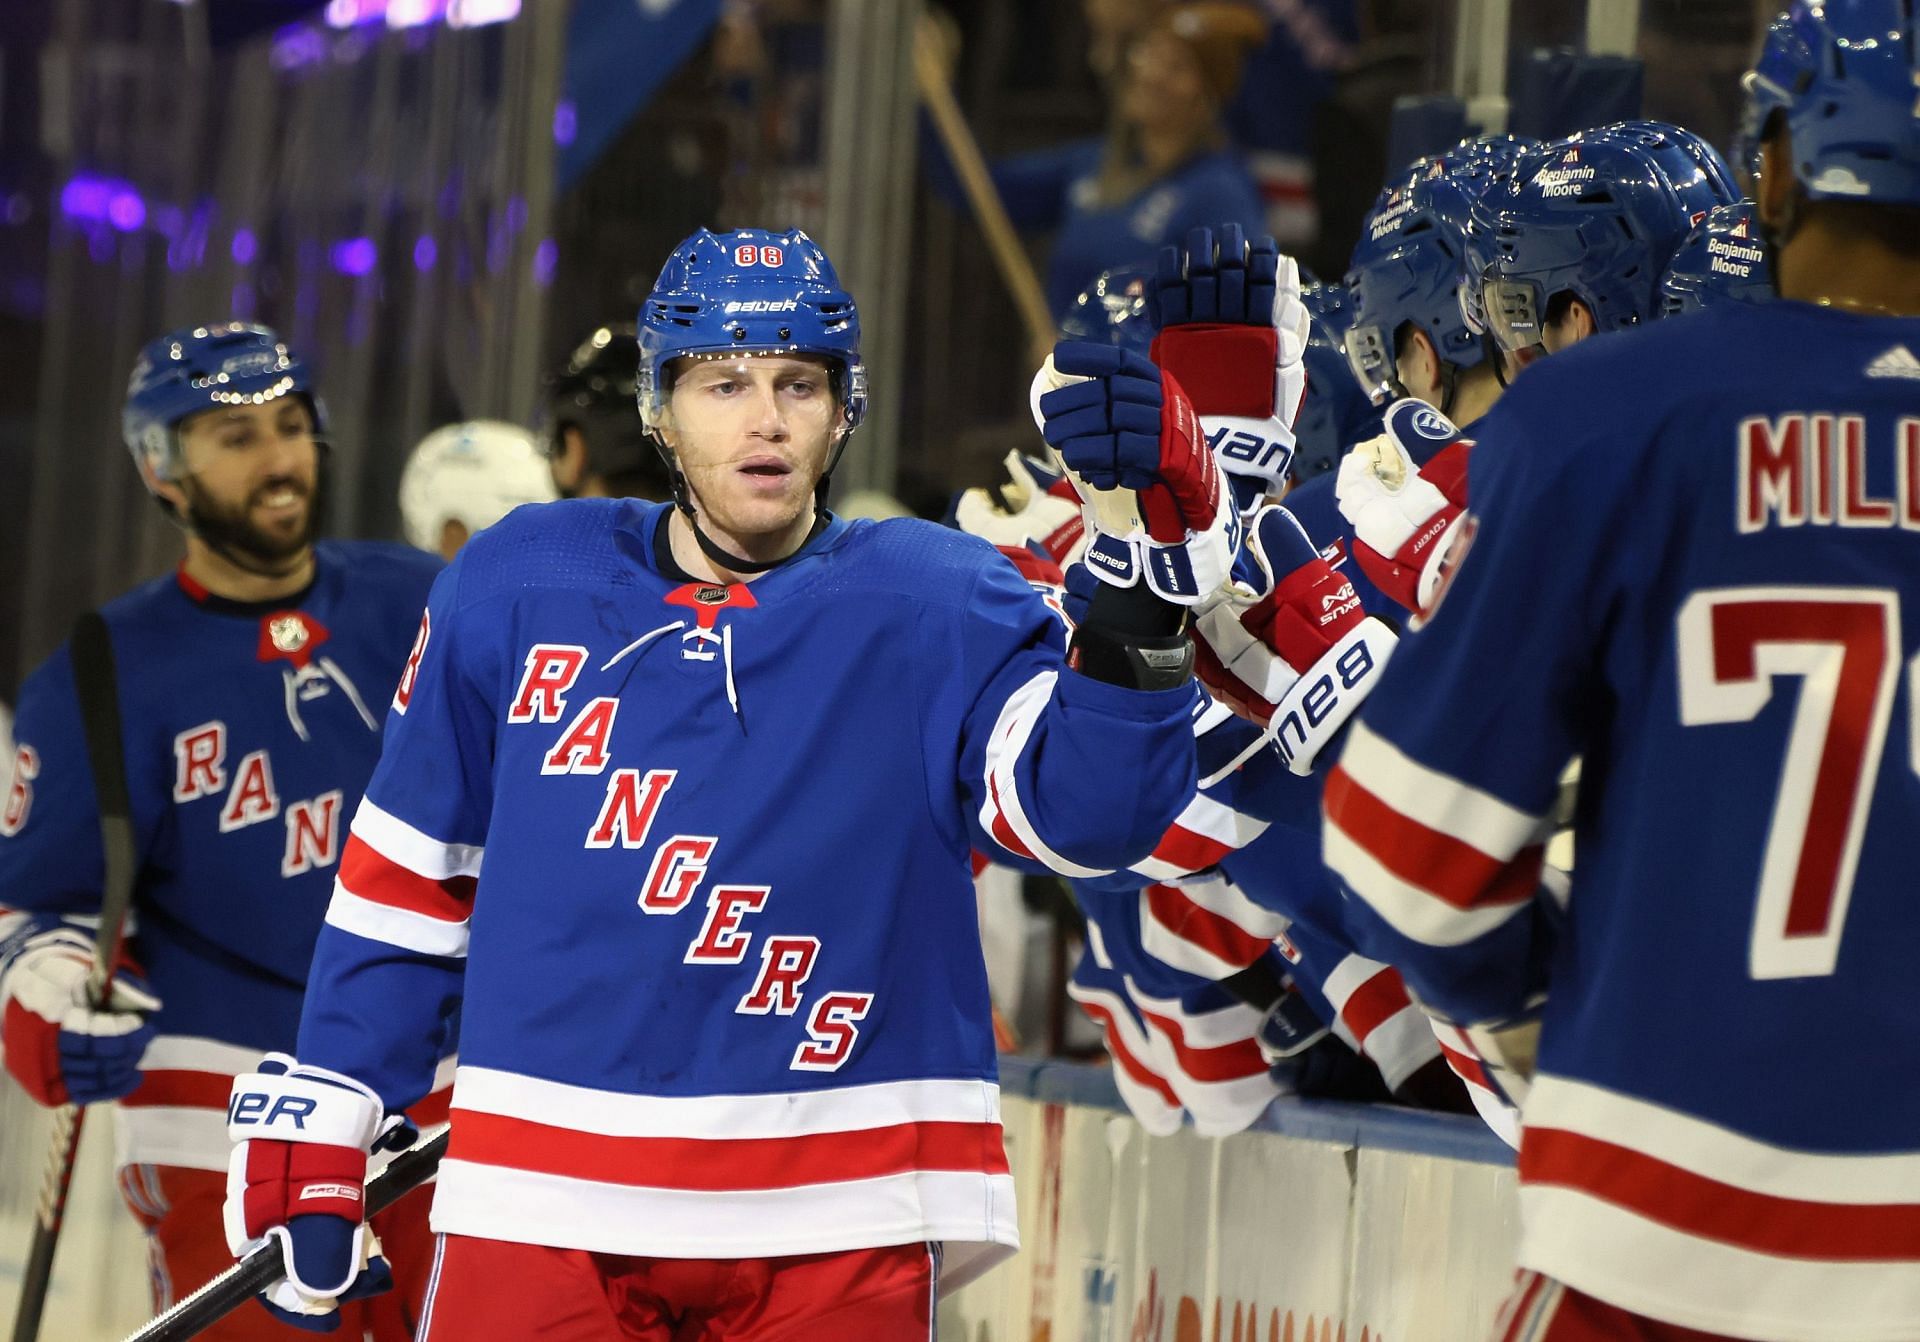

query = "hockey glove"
0;920;158;1107
225;1054;413;1332
1150;224;1311;520
1335;398;1472;615
952;450;1087;567
1034;341;1238;604
1191;505;1398;774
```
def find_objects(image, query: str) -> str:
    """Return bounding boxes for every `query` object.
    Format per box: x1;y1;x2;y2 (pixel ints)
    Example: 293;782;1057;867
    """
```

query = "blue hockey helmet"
638;228;865;432
1344;133;1538;405
1659;200;1776;316
1464;120;1741;360
1292;281;1380;482
1058;263;1156;355
122;323;323;484
1740;1;1920;205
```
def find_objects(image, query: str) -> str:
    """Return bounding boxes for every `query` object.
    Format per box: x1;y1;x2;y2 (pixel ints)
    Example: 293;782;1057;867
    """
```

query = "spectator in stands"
925;1;1271;319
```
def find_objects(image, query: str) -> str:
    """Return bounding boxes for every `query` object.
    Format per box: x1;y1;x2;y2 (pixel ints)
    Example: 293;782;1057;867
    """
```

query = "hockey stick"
912;15;1057;372
9;613;138;1342
118;1128;449;1342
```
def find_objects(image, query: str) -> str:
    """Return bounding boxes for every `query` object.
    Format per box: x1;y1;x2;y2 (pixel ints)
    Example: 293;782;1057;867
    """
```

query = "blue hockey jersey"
297;499;1198;1288
1325;302;1920;1339
0;541;446;1170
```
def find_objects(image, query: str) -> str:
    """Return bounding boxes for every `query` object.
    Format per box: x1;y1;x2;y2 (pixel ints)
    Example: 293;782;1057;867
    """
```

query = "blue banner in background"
558;0;723;190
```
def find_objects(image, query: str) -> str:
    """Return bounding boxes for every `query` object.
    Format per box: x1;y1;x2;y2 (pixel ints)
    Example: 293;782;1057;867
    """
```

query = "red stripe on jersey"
338;835;476;922
984;775;1036;862
1520;1128;1920;1262
1076;1000;1181;1108
1437;1041;1493;1092
1148;822;1237;876
1336;965;1415;1044
120;1070;233;1110
969;850;991;879
446;1112;1010;1192
1324;765;1541;911
1133;1007;1267;1083
1143;884;1268;973
407;1087;453;1129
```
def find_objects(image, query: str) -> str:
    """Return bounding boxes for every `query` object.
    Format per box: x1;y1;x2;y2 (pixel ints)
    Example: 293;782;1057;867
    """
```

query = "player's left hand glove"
225;1054;414;1333
1150;224;1311;521
1191;505;1397;774
0;921;160;1108
1034;341;1238;604
1335;398;1472;614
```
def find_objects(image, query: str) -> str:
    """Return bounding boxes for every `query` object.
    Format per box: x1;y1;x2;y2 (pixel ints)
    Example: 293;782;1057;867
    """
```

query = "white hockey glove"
952;450;1086;567
1148;224;1311;521
1032;343;1239;605
1334;398;1472;615
1192;505;1397;774
225;1053;413;1331
0;919;159;1107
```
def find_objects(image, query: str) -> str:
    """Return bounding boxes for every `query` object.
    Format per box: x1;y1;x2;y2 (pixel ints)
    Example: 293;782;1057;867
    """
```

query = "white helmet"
398;420;556;552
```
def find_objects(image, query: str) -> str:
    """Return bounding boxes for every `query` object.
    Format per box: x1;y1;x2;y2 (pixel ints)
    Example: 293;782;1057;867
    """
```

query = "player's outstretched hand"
1150;224;1312;517
1192;505;1397;773
226;1054;414;1331
1034;339;1237;604
0;923;159;1107
1335;398;1472;614
951;449;1085;567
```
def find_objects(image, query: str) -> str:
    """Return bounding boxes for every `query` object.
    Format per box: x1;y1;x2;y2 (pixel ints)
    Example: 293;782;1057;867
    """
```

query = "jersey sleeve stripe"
1322;821;1534;947
1066;989;1185;1117
446;1110;1009;1191
325;887;472;958
977;670;1108;879
1140;884;1272;976
1325;765;1543;913
337;835;476;923
1337;720;1547;857
1326;959;1418;1045
351;796;484;880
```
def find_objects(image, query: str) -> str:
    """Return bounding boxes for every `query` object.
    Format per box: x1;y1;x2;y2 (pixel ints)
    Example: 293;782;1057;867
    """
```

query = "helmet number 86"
734;244;785;268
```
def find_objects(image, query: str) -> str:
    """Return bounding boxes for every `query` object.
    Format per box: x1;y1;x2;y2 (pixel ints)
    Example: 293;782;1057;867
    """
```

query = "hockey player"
1658;199;1775;317
0;323;446;1338
398;419;556;560
1325;3;1920;1336
1339;121;1741;620
219;228;1237;1340
541;322;672;501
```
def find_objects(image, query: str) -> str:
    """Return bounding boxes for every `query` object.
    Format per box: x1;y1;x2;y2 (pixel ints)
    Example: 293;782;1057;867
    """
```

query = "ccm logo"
298;1184;362;1203
227;1093;318;1129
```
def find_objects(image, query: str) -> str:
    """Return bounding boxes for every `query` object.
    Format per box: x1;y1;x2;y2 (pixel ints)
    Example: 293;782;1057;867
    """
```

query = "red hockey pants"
118;1162;436;1342
417;1234;939;1341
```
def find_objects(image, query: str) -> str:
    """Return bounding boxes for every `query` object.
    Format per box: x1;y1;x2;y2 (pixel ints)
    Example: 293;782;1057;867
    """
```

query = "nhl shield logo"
695;585;730;606
269;615;311;653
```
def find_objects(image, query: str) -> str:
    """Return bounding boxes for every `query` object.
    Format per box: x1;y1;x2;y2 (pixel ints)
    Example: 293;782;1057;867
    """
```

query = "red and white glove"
225;1054;409;1331
0;919;159;1107
1192;505;1398;774
1033;341;1238;604
1149;224;1312;522
1335;398;1472;614
952;450;1086;568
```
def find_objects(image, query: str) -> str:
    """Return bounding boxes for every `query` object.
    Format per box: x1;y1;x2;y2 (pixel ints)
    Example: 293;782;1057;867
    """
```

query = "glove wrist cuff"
1270;618;1398;775
1067;623;1196;691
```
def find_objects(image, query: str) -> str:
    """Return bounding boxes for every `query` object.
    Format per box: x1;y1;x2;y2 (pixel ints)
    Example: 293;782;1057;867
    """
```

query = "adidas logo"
1866;345;1920;380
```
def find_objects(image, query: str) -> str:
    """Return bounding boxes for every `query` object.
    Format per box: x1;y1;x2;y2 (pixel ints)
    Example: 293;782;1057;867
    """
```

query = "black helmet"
542;323;669;499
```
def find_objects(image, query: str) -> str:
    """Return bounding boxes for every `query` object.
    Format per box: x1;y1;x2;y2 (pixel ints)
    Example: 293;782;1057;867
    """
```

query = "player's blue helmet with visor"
1292;281;1380;482
1739;1;1920;205
123;323;323;484
638;228;866;433
1343;133;1538;405
1463;120;1741;362
1658;200;1776;316
1057;263;1155;356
